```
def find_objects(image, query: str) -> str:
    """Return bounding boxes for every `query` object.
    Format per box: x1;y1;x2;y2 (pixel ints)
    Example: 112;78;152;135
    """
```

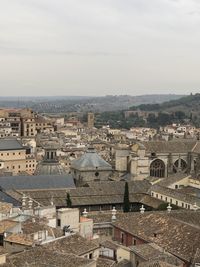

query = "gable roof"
142;141;197;154
3;246;94;267
112;211;200;262
44;234;99;256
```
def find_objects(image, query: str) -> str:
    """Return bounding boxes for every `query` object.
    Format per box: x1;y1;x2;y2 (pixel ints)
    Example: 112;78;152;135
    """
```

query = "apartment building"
0;139;36;175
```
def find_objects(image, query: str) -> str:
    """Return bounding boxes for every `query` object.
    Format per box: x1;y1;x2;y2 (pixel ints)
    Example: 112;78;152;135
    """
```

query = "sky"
0;0;200;96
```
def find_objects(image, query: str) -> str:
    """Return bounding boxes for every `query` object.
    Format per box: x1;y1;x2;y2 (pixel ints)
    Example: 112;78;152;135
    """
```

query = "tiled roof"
101;240;119;250
151;184;200;206
2;246;94;267
97;258;116;267
44;234;99;256
18;216;62;239
130;243;183;265
5;233;34;246
142;140;197;154
0;201;12;213
156;174;190;187
14;181;153;207
112;211;200;262
139;260;178;267
0;220;18;233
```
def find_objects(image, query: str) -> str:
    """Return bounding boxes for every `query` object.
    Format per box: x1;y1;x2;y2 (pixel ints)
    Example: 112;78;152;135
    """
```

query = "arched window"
150;159;165;178
173;159;187;173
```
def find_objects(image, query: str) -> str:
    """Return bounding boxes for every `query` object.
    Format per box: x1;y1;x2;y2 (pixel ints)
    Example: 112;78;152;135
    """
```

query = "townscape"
0;106;198;266
1;0;200;266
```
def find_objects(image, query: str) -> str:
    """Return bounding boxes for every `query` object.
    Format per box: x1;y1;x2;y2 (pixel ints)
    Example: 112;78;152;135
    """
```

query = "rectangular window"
133;238;136;245
57;219;61;227
121;232;124;244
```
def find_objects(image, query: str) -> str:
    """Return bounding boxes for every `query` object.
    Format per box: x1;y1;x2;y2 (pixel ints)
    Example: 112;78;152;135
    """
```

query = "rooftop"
0;201;12;214
3;246;94;267
44;234;99;256
112;210;200;262
0;174;75;191
0;220;18;233
142;140;198;154
130;243;183;265
71;147;112;171
4;233;34;246
0;139;24;151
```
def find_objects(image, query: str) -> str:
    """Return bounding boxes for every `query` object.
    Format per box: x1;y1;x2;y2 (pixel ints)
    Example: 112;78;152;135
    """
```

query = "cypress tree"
123;182;130;212
66;193;72;208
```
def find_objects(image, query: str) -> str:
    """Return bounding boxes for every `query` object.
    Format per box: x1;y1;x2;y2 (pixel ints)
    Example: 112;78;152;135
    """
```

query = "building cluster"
0;108;199;266
160;123;198;140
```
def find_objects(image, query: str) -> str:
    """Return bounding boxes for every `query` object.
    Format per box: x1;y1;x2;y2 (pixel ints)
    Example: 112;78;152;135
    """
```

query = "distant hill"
0;94;184;113
95;93;200;129
132;93;200;114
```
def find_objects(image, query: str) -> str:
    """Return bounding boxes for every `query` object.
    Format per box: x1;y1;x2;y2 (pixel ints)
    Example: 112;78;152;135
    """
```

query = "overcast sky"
0;0;200;96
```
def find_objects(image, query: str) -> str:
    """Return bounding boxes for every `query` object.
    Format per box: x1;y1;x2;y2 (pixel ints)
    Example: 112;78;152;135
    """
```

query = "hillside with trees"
95;93;200;128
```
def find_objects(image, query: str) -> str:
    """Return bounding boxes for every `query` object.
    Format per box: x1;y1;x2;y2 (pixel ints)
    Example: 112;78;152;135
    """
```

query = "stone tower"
87;113;95;128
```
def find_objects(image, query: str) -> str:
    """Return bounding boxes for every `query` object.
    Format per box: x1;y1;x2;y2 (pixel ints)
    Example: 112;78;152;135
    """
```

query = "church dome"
35;162;67;175
71;147;112;171
35;145;67;175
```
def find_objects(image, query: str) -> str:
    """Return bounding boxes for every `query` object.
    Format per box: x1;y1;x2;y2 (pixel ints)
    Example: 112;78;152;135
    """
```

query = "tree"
123;182;130;212
66;193;72;208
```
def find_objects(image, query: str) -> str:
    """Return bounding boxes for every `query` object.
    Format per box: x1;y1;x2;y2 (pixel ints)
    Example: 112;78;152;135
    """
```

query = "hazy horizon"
1;0;200;96
0;93;186;98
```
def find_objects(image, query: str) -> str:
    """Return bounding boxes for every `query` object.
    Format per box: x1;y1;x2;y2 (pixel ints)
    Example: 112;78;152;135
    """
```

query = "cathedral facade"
115;141;200;180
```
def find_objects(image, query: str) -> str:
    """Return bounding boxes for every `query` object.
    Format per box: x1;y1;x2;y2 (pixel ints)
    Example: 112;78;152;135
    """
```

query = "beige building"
0;108;36;137
0;139;36;175
57;208;79;232
35;116;54;134
21;118;37;137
